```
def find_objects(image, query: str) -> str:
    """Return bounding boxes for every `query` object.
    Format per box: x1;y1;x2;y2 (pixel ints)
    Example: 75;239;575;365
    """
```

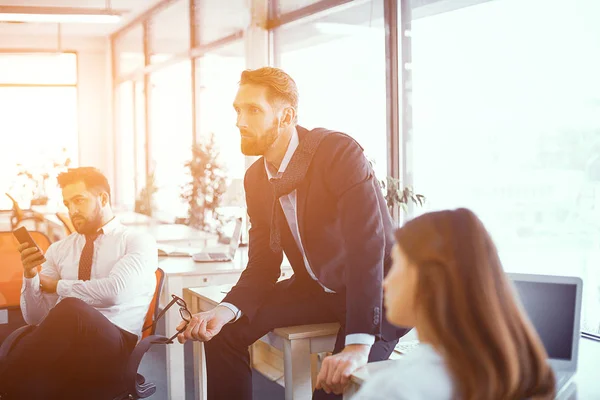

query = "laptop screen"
511;280;577;361
228;218;243;254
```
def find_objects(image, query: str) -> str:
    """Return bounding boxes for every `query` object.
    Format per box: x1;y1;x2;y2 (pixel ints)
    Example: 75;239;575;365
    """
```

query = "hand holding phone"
13;227;46;279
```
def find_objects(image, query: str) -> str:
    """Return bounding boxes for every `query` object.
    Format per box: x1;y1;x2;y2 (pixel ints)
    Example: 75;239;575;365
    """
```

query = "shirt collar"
264;128;300;179
96;217;121;235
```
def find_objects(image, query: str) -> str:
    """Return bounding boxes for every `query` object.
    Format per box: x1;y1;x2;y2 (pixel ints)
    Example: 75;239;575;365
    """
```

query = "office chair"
4;193;45;231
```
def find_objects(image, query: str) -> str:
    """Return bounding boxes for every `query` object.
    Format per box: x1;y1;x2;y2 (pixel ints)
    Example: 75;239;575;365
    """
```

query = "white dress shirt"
354;344;454;400
222;129;375;347
21;218;158;339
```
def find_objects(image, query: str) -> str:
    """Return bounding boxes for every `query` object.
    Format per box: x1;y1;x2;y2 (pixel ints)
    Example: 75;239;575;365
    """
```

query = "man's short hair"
57;167;111;202
240;67;299;111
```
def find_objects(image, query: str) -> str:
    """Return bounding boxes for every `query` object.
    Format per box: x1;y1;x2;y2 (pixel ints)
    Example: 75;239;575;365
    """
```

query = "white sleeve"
20;244;60;325
56;233;157;307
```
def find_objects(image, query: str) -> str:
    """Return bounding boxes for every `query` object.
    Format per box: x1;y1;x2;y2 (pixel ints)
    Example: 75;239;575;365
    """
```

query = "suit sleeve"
221;168;283;321
324;137;386;338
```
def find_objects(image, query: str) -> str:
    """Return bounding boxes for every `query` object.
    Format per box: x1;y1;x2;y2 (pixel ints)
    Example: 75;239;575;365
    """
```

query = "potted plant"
181;133;228;231
379;176;425;213
14;148;71;206
135;171;158;217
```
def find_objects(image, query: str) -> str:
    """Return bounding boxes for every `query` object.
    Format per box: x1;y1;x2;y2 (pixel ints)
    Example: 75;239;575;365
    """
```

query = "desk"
158;250;293;400
344;337;600;399
128;224;214;247
114;211;157;226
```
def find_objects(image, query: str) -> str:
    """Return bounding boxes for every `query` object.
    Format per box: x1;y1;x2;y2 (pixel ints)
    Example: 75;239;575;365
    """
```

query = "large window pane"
273;0;324;17
115;82;136;209
149;0;190;63
411;0;600;334
195;40;246;181
274;0;387;180
114;24;145;77
193;0;246;45
0;53;77;85
0;87;78;209
149;61;193;218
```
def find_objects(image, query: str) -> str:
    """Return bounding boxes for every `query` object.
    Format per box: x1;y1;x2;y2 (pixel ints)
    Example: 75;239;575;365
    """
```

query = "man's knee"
48;297;92;321
204;321;251;356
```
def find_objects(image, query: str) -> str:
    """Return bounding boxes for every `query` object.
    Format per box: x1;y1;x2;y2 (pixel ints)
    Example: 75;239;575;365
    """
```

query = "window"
0;52;76;85
115;82;136;209
410;0;600;334
149;0;190;63
0;53;78;210
113;25;144;77
195;40;246;180
193;0;246;45
149;61;193;219
272;0;325;17
274;0;388;180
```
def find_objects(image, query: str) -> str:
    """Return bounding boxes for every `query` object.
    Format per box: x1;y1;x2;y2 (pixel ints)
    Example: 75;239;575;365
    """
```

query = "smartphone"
13;226;45;262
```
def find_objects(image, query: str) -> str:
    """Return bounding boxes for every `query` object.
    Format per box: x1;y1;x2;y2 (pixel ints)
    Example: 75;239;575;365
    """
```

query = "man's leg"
204;280;341;400
312;328;400;400
0;297;137;400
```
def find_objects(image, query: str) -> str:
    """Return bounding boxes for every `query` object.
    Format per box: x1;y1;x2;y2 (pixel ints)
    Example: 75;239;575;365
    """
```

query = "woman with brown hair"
355;208;555;399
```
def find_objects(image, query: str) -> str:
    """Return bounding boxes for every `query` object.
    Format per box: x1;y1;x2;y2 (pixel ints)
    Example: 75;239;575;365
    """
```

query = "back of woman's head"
394;208;555;400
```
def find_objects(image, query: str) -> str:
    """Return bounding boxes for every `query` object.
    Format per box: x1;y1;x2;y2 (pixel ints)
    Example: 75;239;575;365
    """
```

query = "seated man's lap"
2;297;137;397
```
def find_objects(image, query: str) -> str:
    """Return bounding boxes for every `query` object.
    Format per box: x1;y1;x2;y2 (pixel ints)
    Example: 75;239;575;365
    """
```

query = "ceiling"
0;0;163;37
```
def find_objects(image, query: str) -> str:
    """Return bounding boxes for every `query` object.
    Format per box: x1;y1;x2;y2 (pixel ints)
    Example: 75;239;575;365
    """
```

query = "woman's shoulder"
354;344;454;400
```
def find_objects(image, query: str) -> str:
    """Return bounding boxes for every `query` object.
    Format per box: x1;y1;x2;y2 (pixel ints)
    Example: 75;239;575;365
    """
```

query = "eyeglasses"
143;294;192;343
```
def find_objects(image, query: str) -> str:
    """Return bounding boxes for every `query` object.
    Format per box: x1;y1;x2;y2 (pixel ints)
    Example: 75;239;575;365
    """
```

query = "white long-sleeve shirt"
222;129;375;347
20;217;158;339
354;344;453;400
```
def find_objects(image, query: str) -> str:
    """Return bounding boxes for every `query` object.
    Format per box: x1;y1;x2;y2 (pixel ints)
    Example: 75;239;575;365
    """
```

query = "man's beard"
240;123;279;156
71;202;103;235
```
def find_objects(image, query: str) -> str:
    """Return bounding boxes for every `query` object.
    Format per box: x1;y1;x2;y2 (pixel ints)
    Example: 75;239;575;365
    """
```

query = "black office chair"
0;268;172;400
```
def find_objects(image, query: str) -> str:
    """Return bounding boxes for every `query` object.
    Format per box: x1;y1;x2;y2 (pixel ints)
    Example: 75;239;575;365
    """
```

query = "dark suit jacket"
223;126;405;341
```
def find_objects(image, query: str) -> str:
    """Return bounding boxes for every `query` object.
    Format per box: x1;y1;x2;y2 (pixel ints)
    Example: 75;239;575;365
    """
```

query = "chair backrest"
0;231;52;308
142;268;165;339
55;212;75;235
5;193;24;225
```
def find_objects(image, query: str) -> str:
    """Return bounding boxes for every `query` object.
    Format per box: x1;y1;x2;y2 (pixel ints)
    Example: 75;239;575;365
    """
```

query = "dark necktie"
78;230;103;281
269;129;329;252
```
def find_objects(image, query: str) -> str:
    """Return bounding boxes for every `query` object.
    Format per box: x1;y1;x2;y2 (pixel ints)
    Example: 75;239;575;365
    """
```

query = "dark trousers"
0;297;137;400
205;279;400;400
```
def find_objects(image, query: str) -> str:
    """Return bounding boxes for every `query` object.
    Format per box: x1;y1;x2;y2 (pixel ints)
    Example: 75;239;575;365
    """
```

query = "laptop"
192;218;243;262
508;273;582;397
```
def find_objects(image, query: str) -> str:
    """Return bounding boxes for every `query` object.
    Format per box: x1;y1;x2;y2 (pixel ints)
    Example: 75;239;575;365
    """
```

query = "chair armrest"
0;325;35;359
123;334;171;399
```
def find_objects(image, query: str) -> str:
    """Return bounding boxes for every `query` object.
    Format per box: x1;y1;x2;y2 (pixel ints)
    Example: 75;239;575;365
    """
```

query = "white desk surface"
158;250;249;276
350;337;600;399
128;223;214;243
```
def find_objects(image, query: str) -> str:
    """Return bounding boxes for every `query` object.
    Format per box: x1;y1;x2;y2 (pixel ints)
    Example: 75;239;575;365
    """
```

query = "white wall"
0;34;114;191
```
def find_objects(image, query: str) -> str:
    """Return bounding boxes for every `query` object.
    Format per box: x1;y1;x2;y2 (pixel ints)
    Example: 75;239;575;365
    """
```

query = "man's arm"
316;135;388;394
56;232;158;307
219;166;284;321
326;136;386;340
21;244;60;325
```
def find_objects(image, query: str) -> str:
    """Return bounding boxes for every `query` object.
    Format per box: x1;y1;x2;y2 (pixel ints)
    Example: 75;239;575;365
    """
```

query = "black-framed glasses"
143;294;192;343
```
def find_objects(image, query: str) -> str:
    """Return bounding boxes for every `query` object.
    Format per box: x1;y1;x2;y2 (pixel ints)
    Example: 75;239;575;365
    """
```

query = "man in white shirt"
176;67;409;399
0;167;158;400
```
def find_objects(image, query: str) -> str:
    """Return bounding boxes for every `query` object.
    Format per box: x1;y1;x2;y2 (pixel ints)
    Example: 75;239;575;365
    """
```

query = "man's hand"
176;305;236;344
17;242;46;279
316;344;370;395
39;275;59;294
